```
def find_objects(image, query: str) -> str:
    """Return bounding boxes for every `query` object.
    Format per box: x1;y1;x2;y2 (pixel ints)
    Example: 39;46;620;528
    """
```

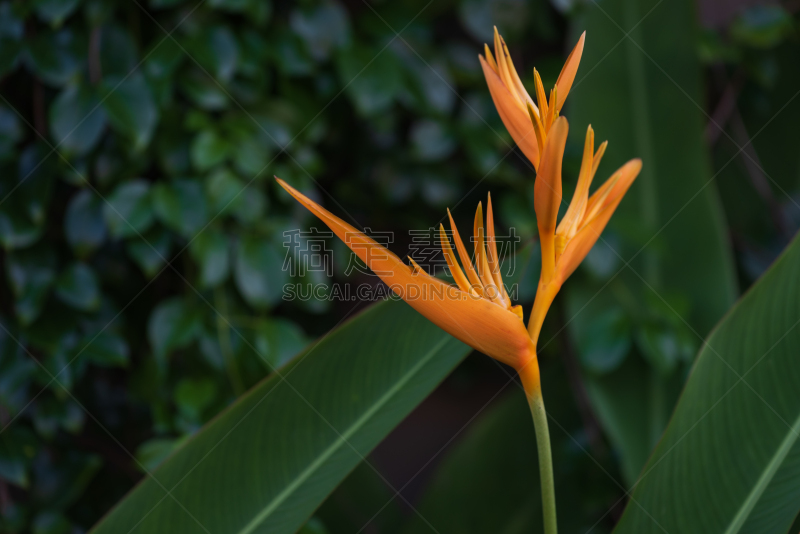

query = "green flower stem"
529;391;557;534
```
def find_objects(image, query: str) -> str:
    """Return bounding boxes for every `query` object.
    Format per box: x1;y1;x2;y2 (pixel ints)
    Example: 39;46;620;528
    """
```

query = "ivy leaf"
234;235;287;309
204;168;244;215
64;189;106;256
0;208;43;250
232;184;266;226
180;69;230;110
252;318;308;370
34;0;82;27
127;227;172;278
23;29;82;86
99;25;137;77
0;4;23;77
152;179;209;237
147;297;202;362
80;331;129;368
577;307;632;374
190;129;230;171
103;179;154;239
55;263;100;311
174;377;217;421
0;426;32;488
49;82;106;156
0;105;23;163
187;26;239;82
100;72;158;151
5;246;56;325
189;227;230;288
290;3;350;61
336;45;404;116
17;145;56;227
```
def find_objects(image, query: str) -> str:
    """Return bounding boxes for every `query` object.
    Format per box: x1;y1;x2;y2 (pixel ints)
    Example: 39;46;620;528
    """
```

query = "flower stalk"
530;391;557;534
519;361;557;534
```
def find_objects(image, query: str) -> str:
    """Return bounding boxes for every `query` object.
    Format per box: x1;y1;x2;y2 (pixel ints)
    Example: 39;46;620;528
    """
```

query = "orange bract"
480;27;585;169
275;178;537;375
525;117;642;345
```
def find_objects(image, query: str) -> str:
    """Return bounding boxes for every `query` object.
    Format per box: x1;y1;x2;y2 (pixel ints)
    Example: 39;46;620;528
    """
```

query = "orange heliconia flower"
279;29;642;534
525;117;642;346
480;27;585;169
276;28;641;401
276;178;542;391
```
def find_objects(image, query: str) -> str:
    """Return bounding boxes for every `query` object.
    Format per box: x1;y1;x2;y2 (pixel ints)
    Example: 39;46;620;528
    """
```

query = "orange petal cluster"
526;117;641;345
276;179;537;377
480;27;585;169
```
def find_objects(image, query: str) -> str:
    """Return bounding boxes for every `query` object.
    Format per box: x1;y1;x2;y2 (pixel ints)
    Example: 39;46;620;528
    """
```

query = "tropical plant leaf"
613;233;800;533
90;299;470;534
568;0;738;483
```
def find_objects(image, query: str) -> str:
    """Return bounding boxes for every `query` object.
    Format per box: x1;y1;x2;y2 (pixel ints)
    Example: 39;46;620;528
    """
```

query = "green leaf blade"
90;300;470;534
613;234;800;534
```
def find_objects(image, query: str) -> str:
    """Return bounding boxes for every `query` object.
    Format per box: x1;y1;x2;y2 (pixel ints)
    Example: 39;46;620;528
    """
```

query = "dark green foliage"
0;0;553;530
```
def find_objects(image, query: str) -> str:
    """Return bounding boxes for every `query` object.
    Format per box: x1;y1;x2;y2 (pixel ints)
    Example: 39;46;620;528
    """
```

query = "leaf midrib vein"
237;335;453;534
723;409;800;533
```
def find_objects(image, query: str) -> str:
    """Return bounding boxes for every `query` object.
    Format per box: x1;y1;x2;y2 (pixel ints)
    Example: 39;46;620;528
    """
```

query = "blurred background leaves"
0;0;798;532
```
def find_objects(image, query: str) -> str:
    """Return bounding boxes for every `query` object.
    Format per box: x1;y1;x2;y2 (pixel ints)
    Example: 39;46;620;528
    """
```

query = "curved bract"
276;179;536;373
480;28;585;170
525;116;641;345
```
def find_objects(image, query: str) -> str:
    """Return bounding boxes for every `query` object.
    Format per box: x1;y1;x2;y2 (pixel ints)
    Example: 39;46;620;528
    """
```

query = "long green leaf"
90;299;470;534
568;0;737;483
613;233;800;533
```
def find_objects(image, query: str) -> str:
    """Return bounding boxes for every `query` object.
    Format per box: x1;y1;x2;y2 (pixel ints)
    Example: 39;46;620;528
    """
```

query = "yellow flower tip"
526;102;545;161
545;86;558;131
592;140;608;177
511;304;524;321
485;193;510;303
533;68;548;118
482;43;497;71
555;31;586;109
275;176;306;204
